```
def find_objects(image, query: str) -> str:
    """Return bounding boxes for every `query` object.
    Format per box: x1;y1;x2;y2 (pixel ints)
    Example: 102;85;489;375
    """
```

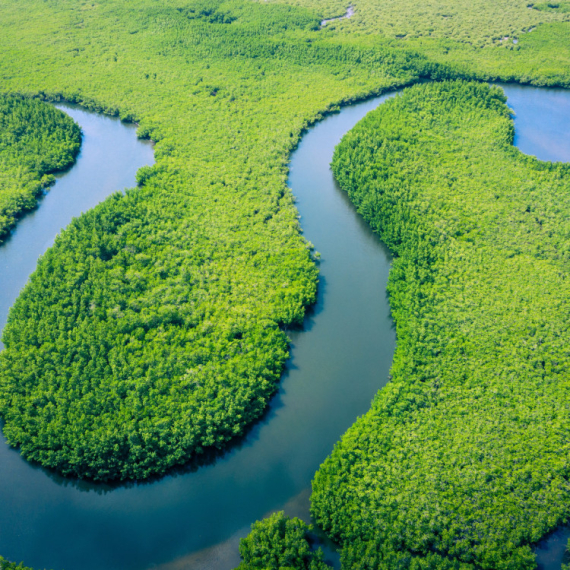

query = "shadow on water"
1;380;287;494
9;273;326;495
281;274;328;335
536;526;570;570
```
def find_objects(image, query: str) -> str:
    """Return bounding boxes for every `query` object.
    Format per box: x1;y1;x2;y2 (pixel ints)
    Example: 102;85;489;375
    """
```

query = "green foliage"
1;0;570;567
312;80;570;569
340;539;475;570
0;183;317;480
0;558;34;570
0;0;569;493
406;21;570;89
277;0;570;45
0;95;81;241
235;511;331;570
280;0;570;87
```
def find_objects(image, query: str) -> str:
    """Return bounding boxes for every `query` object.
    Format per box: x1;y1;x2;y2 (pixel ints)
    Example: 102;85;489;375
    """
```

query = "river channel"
0;85;569;570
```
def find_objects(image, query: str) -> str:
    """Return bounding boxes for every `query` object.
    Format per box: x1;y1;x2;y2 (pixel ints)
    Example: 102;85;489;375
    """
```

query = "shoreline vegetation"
234;511;331;570
1;0;570;567
320;6;354;28
0;96;81;243
0;558;34;570
0;0;446;484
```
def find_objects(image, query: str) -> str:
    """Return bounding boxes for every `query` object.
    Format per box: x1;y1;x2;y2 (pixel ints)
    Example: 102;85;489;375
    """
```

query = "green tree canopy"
236;512;331;570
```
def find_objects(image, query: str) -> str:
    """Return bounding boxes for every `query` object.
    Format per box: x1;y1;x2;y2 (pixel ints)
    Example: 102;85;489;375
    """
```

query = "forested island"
1;0;570;568
0;96;81;242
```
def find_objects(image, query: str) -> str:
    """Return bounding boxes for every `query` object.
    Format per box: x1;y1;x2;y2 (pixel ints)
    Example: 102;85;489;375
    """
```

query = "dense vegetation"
311;80;570;569
283;0;570;86
282;0;570;44
0;95;81;241
0;558;34;570
235;512;331;570
2;0;570;566
1;0;569;483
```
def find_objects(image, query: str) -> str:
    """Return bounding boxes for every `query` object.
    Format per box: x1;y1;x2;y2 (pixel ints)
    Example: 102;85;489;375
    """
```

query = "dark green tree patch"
236;511;331;570
0;95;81;241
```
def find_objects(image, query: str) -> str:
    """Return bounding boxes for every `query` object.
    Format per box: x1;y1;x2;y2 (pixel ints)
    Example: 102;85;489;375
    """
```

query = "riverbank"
4;79;570;570
313;79;570;570
0;96;81;243
0;90;397;570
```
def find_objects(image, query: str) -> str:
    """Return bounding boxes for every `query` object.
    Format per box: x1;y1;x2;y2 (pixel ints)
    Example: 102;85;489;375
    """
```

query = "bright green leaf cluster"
0;95;81;241
235;511;331;570
0;557;35;570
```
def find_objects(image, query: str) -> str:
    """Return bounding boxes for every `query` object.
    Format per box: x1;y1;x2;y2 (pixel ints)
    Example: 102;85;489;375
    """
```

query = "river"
0;85;569;570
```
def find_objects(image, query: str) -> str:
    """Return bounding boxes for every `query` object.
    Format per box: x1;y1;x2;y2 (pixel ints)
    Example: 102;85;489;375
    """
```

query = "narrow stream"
0;104;154;346
320;5;354;27
0;85;569;570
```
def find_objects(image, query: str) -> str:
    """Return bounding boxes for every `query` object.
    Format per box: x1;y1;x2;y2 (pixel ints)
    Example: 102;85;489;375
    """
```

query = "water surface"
501;84;570;163
0;105;154;343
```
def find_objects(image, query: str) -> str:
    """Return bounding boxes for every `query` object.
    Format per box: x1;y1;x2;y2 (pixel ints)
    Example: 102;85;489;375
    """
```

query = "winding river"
0;85;569;570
